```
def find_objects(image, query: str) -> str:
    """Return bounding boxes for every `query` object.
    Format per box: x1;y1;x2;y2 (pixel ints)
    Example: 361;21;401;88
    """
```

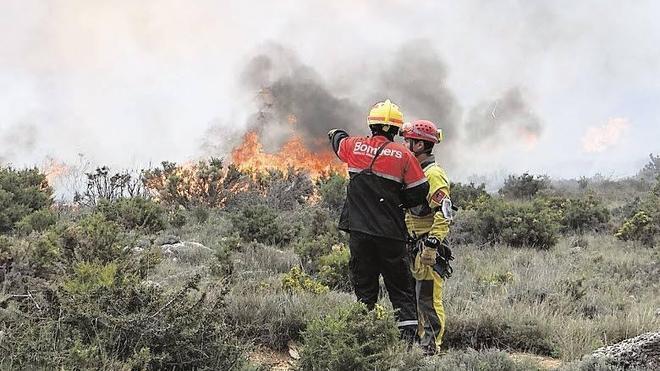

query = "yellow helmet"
367;99;404;129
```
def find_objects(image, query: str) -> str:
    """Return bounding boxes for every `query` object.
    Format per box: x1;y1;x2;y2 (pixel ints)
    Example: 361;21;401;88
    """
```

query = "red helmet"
400;120;443;144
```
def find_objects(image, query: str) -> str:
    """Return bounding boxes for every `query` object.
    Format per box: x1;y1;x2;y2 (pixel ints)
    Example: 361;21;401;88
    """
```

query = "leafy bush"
615;211;657;246
282;266;329;294
15;208;57;235
0;167;52;234
2;272;247;369
226;275;353;350
317;243;351;292
1;212;248;369
229;204;299;246
451;198;559;249
298;302;412;371
615;177;660;246
499;173;551;199
97;197;167;233
317;172;347;213
450;181;490;209
547;195;610;233
637;153;660;182
290;206;346;270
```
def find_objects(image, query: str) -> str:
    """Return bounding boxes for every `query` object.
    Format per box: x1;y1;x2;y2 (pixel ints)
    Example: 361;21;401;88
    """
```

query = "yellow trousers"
411;252;446;352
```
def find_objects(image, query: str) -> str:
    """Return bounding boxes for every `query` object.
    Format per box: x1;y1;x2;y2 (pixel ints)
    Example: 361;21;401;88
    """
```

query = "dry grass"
443;234;660;360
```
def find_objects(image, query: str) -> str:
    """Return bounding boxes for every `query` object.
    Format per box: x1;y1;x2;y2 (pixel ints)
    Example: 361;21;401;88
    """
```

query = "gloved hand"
327;128;340;140
424;236;440;249
420;246;437;266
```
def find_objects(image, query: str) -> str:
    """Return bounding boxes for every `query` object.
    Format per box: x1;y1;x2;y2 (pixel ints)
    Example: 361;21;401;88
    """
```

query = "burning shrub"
260;168;315;210
298;302;414;371
499;172;551;199
450;181;490;209
0;167;53;234
143;159;246;208
96;197;167;233
74;166;148;206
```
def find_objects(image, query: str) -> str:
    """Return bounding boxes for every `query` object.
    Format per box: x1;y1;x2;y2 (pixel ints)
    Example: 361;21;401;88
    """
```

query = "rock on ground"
591;331;660;370
160;241;213;264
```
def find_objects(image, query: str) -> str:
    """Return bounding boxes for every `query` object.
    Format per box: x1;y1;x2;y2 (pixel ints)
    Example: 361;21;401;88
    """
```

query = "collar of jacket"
420;155;436;169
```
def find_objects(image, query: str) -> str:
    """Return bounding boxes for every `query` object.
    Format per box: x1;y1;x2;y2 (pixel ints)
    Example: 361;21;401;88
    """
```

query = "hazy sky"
1;0;658;182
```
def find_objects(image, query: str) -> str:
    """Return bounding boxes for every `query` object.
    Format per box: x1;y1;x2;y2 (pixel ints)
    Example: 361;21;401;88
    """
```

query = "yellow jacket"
406;157;451;281
405;156;451;241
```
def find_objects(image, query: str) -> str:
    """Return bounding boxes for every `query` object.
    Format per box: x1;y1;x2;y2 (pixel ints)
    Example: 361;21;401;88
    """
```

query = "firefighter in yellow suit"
400;119;454;355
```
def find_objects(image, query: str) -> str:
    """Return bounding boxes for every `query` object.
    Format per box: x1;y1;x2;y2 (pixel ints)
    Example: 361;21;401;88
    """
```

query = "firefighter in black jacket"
328;99;430;341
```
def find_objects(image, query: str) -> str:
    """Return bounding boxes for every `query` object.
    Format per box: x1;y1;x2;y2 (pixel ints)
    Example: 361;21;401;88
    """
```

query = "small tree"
450;181;490;208
499;173;550;199
0;167;52;234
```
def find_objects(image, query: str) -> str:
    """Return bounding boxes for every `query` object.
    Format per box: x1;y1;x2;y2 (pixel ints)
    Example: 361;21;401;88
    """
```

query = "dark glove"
328;128;340;140
424;236;440;249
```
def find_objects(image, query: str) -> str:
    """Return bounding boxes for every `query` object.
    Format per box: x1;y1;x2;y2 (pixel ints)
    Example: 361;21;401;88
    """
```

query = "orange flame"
230;131;346;178
43;158;71;186
582;118;630;153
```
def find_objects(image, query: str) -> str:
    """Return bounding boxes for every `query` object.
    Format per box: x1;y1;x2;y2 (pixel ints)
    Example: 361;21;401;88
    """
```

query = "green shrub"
2;272;248;369
282;266;329;294
450;181;490;209
226;275;353;350
229;204;299;246
97;197;167;233
547;195;610;233
451;198;559;249
317;172;347;213
1;209;247;369
615;211;657;246
298;302;411;371
317;243;351;292
292;231;344;271
499;173;551;199
614;176;659;246
192;206;210;223
232;241;299;274
168;207;188;228
0;167;52;234
15;208;57;235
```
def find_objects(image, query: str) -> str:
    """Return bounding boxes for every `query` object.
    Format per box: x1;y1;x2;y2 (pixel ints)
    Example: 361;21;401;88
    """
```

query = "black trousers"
348;231;418;330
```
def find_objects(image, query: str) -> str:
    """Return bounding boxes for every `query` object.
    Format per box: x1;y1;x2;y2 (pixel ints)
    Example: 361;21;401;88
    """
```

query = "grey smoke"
238;43;362;152
230;41;540;170
0;122;38;164
465;88;542;144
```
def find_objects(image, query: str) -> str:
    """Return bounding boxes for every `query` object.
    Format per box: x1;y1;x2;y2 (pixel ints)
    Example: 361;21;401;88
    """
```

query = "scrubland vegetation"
1;154;659;370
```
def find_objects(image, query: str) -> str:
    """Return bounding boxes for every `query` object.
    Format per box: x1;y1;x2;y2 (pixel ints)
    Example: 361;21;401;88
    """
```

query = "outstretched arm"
328;129;349;157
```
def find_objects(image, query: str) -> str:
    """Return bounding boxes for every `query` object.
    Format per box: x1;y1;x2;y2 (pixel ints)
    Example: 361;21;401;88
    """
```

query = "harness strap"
366;141;391;171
